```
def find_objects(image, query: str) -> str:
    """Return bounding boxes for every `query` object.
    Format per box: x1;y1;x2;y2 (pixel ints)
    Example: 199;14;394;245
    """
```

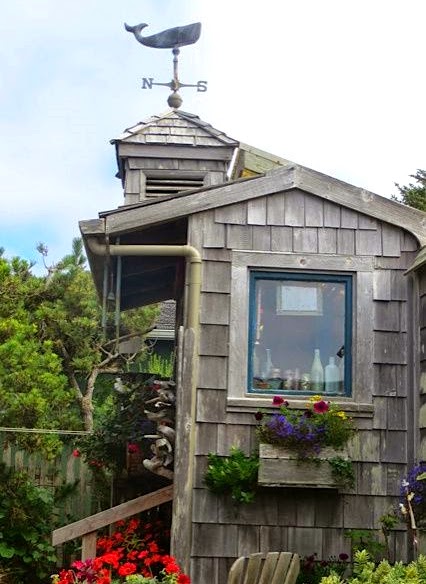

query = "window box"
258;443;349;489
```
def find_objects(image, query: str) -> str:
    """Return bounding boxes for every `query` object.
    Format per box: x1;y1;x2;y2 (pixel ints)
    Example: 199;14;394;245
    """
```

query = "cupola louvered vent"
145;176;204;198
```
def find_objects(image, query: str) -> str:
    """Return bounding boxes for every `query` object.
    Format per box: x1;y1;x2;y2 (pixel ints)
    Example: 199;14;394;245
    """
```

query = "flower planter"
258;443;348;489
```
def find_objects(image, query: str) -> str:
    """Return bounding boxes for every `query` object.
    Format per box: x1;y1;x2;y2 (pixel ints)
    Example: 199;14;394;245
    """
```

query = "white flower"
402;479;409;488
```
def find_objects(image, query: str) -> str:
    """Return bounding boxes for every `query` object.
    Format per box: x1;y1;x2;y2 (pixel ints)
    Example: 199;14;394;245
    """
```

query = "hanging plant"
204;447;259;504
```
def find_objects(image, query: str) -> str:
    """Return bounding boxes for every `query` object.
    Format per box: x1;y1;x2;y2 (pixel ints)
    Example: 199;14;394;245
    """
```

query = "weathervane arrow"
124;21;208;109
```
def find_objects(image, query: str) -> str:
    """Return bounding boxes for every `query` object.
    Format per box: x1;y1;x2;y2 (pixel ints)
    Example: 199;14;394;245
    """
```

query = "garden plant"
51;517;190;584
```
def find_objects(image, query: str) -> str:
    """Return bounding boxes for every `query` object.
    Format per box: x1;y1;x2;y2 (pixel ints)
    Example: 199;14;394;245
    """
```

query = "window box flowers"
256;396;355;489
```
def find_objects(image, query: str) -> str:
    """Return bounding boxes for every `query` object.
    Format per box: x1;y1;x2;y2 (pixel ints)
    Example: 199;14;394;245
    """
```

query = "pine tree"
394;169;426;212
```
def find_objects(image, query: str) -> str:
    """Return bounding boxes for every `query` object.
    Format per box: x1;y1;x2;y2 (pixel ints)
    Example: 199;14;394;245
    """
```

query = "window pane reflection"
250;273;351;395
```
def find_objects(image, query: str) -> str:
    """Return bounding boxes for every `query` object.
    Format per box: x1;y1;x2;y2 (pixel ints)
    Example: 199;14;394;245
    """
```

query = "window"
248;271;352;396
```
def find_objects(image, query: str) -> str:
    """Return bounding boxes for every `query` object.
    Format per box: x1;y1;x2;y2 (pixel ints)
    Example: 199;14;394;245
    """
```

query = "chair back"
227;552;300;584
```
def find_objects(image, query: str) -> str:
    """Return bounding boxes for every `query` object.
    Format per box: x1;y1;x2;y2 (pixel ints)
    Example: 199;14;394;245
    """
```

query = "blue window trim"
248;271;353;396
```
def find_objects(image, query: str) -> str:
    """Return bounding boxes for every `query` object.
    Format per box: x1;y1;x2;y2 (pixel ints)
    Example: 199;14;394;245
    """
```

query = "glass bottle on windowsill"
310;349;324;392
263;348;274;380
325;356;340;393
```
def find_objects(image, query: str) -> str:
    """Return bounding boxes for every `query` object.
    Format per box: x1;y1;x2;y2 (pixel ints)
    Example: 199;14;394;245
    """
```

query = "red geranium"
117;562;137;576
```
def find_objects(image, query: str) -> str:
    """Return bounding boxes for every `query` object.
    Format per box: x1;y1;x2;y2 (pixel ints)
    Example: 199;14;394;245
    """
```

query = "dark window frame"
248;271;353;396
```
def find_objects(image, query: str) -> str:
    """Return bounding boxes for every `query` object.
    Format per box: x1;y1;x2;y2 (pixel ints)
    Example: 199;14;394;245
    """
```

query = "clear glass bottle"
310;349;324;392
263;348;274;379
325;356;340;393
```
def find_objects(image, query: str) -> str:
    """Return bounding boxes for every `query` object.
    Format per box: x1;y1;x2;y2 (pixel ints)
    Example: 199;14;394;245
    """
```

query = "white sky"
0;0;425;270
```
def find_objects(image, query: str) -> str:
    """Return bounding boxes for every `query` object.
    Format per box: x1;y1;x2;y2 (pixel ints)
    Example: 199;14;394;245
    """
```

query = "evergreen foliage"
0;239;159;456
0;462;58;583
393;169;426;212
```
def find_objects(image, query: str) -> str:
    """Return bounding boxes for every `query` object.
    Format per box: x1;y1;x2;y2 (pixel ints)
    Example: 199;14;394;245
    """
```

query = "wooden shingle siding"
215;202;247;224
196;389;226;423
199;324;229;356
267;194;285;225
337;229;355;254
341;207;358;229
200;293;230;325
247;198;267;225
283;192;305;226
318;228;337;254
374;331;407;364
187;191;420;577
198;356;228;389
271;226;293;252
304;194;324;227
201;261;231;293
374;301;401;331
227;225;253;249
252;226;271;251
324;201;341;227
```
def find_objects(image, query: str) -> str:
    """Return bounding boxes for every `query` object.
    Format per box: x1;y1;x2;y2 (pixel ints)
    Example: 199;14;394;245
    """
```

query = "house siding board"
252;226;271;251
226;225;253;249
196;389;226;423
201;261;231;293
304;194;324;227
247;198;267;225
284;191;305;226
324;201;341;227
318;228;337;254
267;193;285;225
185;200;416;580
337;229;355;255
271;226;293;252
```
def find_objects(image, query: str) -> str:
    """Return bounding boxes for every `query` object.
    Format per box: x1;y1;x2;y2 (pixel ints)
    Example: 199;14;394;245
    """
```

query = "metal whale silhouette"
124;22;201;49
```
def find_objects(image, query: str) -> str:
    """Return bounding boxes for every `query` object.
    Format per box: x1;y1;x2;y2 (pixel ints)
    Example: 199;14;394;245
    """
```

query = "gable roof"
81;163;426;247
112;109;239;148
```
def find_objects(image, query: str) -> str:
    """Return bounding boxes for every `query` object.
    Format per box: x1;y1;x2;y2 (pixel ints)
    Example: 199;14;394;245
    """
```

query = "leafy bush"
319;549;426;584
0;462;57;583
204;447;259;504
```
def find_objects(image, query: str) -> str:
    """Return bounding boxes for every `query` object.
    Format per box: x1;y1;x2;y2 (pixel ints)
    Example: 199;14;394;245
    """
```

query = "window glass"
249;272;352;395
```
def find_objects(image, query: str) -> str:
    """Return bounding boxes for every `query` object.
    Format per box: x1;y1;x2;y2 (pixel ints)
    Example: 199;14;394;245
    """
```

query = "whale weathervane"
124;22;207;109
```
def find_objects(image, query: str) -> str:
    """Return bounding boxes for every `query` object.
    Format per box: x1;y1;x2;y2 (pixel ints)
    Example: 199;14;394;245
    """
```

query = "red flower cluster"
52;517;189;584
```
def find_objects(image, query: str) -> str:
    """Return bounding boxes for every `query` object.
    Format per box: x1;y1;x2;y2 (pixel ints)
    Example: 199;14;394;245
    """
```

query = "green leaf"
0;542;15;558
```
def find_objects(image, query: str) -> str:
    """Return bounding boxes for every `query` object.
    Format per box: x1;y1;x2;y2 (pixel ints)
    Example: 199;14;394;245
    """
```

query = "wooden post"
171;327;195;574
82;531;97;560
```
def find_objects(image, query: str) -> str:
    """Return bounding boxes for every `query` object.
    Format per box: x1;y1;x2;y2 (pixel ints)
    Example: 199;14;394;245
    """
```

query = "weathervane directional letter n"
142;77;154;89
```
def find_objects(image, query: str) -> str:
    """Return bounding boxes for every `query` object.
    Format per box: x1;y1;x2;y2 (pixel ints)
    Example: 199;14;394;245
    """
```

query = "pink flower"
72;449;80;457
313;400;329;413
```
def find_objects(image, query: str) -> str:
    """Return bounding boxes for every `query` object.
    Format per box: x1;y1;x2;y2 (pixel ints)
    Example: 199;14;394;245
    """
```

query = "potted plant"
255;395;356;488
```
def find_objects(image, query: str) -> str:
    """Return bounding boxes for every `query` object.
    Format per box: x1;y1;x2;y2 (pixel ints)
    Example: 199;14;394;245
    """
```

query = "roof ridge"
111;109;238;145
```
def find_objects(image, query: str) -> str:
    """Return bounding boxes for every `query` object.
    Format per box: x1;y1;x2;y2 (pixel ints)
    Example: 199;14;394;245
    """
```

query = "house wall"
186;188;419;581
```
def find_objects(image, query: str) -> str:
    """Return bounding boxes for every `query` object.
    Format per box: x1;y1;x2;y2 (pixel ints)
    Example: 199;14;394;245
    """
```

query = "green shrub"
0;463;57;583
319;549;426;584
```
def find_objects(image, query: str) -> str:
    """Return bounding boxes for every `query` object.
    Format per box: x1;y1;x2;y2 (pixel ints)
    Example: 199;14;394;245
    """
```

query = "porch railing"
52;485;174;560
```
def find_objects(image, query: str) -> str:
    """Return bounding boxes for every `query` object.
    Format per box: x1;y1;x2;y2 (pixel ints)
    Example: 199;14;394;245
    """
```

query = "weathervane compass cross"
124;21;207;109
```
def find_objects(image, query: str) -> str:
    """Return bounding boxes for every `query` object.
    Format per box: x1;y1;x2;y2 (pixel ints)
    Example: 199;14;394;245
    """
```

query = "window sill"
226;396;374;419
